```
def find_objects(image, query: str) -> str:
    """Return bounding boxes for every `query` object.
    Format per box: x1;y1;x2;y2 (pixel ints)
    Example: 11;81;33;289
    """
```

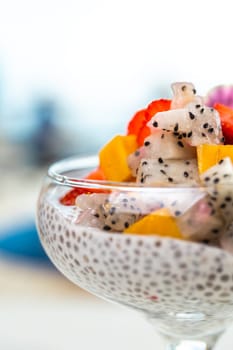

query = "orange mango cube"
99;135;137;181
197;144;233;174
123;208;184;240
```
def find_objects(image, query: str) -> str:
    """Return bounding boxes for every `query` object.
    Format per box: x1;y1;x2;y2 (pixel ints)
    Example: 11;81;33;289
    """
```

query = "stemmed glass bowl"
36;155;233;350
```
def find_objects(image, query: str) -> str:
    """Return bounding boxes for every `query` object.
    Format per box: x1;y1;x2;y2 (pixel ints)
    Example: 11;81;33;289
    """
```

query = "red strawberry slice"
147;98;171;118
60;167;107;206
137;124;151;146
127;109;150;146
127;99;171;146
214;103;233;144
60;187;93;206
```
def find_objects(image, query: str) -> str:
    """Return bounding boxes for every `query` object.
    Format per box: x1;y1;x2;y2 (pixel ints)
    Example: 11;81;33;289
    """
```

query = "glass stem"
164;332;221;350
166;340;212;350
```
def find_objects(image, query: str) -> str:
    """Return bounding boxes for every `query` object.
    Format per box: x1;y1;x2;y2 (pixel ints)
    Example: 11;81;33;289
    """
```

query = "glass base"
164;332;221;350
166;340;212;350
145;310;224;350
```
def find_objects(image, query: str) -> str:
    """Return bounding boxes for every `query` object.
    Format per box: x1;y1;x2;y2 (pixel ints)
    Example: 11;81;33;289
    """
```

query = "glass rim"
47;155;215;193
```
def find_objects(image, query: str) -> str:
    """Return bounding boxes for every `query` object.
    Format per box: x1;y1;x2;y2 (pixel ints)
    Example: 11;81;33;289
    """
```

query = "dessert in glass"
37;83;233;350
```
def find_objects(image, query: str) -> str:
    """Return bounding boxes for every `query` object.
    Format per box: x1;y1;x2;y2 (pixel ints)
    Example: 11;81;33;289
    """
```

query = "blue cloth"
0;221;50;264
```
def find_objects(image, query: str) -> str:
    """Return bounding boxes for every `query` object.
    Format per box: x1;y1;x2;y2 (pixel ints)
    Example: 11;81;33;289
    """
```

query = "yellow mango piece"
197;144;233;174
99;135;137;181
123;208;184;240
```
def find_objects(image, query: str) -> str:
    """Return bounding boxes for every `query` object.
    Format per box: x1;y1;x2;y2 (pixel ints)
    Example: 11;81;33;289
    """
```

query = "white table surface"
0;258;161;350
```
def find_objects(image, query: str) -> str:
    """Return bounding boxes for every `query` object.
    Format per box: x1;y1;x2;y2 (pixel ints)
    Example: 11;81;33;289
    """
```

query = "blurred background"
1;0;233;349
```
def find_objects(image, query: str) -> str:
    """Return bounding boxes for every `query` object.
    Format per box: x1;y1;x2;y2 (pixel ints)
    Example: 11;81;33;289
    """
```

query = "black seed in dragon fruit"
149;102;224;146
171;82;203;109
136;158;199;186
127;130;196;177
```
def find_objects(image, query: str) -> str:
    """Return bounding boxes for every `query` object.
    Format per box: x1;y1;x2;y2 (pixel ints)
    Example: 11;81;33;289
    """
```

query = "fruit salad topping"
59;82;233;250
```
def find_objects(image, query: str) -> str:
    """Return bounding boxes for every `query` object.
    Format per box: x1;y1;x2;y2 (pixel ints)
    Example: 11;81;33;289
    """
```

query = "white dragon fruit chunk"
127;130;196;177
163;188;206;217
76;192;162;232
149;102;224;146
176;197;225;241
101;192;140;231
171;82;203;109
75;193;109;228
200;157;233;224
75;193;109;210
136;158;199;186
102;192;162;231
75;208;106;229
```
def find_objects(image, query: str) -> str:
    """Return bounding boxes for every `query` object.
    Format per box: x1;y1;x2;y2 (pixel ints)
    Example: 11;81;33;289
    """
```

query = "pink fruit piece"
206;85;233;109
